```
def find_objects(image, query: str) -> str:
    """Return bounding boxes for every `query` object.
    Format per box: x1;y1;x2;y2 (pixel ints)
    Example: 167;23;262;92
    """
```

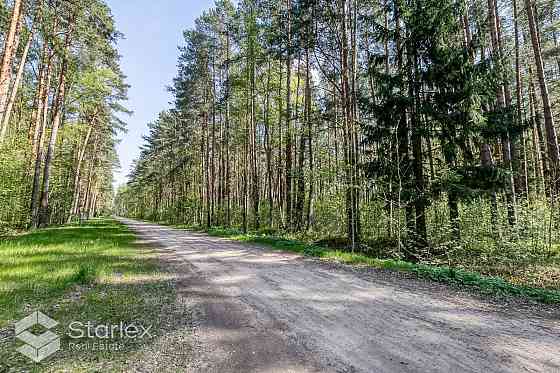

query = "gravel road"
120;219;560;373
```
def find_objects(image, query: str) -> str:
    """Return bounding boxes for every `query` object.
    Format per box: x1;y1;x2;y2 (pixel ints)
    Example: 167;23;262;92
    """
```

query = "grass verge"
198;226;560;304
0;218;182;372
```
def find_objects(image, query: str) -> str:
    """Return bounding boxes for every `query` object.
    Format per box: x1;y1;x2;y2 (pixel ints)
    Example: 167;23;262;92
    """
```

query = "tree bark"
69;119;94;221
295;54;306;230
284;0;293;229
304;45;314;231
340;0;360;249
512;0;528;197
0;24;33;142
225;28;231;226
0;0;24;127
488;0;517;225
39;28;72;227
524;0;560;192
30;52;54;228
264;59;273;227
248;20;259;229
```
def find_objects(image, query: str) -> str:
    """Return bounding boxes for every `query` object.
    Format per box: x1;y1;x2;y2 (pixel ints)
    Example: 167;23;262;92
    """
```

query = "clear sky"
106;0;216;186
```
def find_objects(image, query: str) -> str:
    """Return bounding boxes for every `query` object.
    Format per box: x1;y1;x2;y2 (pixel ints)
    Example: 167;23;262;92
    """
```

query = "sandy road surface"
120;219;559;373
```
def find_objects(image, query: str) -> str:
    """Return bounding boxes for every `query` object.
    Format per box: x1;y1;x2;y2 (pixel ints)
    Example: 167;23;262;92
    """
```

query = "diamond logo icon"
14;311;60;362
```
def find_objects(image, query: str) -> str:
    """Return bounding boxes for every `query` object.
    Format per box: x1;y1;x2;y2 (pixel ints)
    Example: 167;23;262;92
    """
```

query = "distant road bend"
120;218;560;373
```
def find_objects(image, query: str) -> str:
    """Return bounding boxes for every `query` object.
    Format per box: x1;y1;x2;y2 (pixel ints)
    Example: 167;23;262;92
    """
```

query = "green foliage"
0;138;30;228
70;264;98;285
0;0;129;229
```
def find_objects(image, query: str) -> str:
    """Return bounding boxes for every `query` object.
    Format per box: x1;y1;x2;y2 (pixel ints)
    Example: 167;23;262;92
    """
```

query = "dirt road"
120;219;559;373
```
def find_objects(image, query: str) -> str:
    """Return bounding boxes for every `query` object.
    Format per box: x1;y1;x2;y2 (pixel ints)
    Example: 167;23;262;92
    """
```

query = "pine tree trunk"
30;55;53;229
488;0;517;225
524;0;560;191
488;0;516;226
264;59;273;228
277;63;285;226
211;56;217;226
402;10;427;247
69;121;94;222
0;0;24;126
225;29;231;226
0;25;33;142
242;94;249;233
249;36;259;229
204;111;211;228
29;47;48;147
512;0;528;197
295;53;306;230
394;3;415;239
39;32;71;227
528;73;547;195
304;45;314;231
284;0;293;229
340;0;359;249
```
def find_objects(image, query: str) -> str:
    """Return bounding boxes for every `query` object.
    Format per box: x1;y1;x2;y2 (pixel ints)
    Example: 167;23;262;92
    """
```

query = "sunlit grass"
0;218;181;372
0;219;154;326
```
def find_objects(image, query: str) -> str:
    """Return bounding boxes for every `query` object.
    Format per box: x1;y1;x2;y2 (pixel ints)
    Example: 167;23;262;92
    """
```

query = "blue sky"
106;0;215;186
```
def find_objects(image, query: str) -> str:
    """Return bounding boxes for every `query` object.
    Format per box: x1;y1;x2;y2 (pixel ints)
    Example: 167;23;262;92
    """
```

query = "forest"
0;0;128;230
114;0;560;288
0;0;559;289
0;0;560;373
0;0;559;371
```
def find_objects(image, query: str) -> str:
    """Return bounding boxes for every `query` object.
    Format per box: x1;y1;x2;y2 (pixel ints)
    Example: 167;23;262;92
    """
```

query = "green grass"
202;226;560;304
0;218;181;372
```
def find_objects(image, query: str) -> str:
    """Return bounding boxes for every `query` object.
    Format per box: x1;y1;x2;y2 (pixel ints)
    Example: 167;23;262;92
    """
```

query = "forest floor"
120;218;559;373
